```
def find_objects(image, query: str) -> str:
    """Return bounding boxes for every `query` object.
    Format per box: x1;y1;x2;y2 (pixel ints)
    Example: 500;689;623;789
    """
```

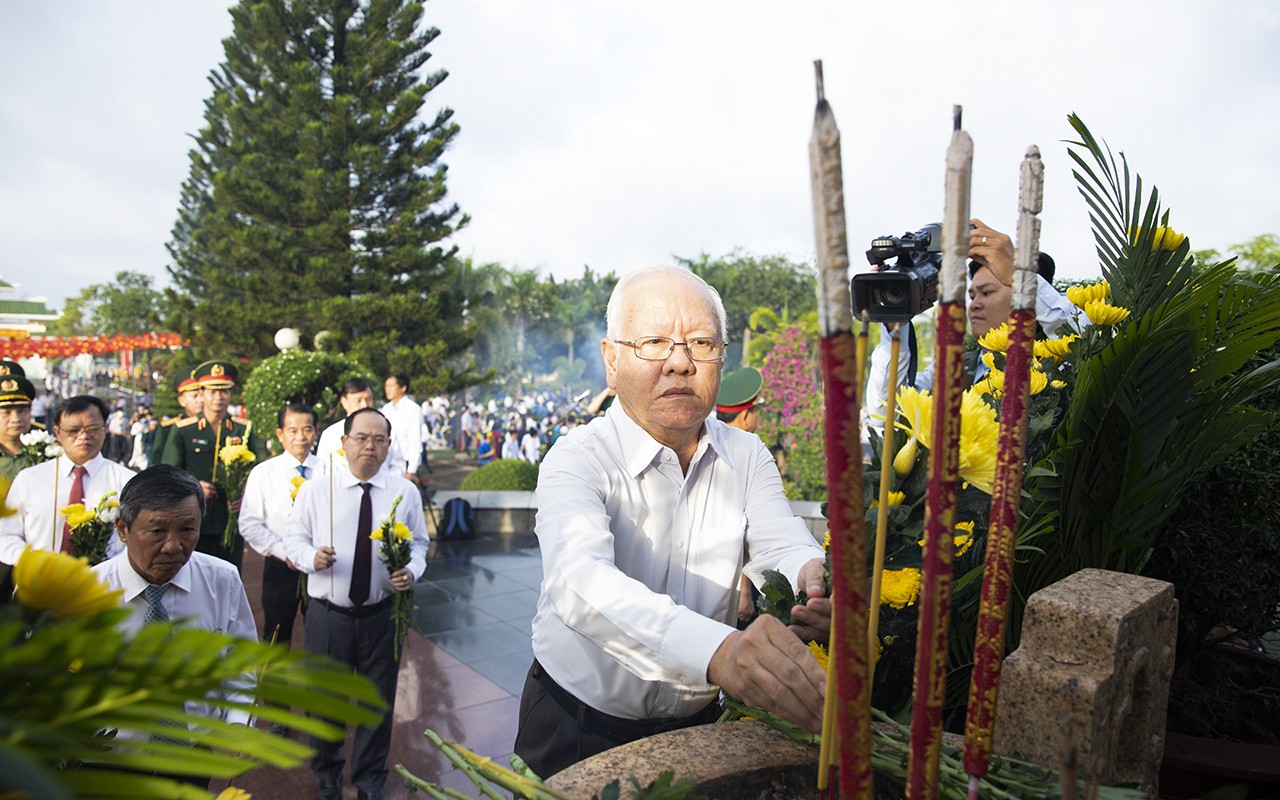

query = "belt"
531;660;720;743
314;597;392;618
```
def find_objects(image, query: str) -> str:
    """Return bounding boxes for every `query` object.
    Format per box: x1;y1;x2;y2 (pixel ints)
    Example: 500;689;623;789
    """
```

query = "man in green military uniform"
161;360;259;568
0;361;44;482
714;367;767;628
152;374;204;464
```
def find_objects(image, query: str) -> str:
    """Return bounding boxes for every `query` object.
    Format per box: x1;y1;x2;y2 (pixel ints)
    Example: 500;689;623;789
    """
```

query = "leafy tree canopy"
48;271;163;336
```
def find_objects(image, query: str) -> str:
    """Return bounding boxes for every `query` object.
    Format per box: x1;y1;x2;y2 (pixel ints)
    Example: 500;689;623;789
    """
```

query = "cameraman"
864;218;1079;428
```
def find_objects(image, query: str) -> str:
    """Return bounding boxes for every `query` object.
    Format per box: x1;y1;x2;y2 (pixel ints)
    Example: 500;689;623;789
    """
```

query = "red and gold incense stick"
906;108;972;800
963;146;1045;797
808;60;872;798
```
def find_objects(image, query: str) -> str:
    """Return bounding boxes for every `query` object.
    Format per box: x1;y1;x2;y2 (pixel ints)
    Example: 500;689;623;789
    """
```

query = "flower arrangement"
17;429;62;469
59;490;120;566
367;493;416;659
217;443;256;548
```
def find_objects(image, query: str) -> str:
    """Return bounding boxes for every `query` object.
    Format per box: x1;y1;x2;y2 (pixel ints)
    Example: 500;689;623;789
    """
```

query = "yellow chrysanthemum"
216;788;252;800
893;386;932;445
869;491;906;509
892;437;918;477
977;323;1011;354
822;531;831;552
218;444;256;466
1150;225;1187;252
807;640;829;671
59;503;97;529
954;521;975;558
368;528;384;541
1067;280;1110;309
13;548;123;619
393;521;412;541
0;474;15;518
976;369;1004;398
880;568;921;609
1035;335;1078;362
957;388;999;494
1051;379;1067;390
1084;299;1131;327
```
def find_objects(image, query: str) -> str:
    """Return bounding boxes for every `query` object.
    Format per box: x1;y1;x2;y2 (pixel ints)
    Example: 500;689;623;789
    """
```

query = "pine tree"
166;0;475;391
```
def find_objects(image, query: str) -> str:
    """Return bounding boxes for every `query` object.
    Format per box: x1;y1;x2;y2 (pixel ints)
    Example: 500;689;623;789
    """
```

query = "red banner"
0;333;188;359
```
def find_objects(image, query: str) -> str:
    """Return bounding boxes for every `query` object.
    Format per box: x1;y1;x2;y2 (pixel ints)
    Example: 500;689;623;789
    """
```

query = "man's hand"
389;567;414;592
707;615;826;733
790;558;831;643
228;497;242;514
313;546;336;571
969;218;1016;287
199;480;218;501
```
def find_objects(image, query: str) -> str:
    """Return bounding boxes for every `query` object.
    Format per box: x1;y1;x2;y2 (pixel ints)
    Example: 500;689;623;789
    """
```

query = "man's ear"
601;339;619;390
114;516;127;542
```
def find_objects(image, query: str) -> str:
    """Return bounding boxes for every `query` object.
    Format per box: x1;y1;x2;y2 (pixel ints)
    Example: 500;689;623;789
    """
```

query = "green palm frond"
1;606;385;799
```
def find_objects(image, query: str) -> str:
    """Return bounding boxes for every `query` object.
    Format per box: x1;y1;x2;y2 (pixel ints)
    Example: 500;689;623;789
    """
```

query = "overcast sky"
2;1;1277;312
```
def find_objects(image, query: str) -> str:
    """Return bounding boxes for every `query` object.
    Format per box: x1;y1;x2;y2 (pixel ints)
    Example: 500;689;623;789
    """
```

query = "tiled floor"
213;529;542;799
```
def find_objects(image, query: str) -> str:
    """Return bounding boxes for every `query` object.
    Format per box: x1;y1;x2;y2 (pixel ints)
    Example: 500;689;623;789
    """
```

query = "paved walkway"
215;452;538;799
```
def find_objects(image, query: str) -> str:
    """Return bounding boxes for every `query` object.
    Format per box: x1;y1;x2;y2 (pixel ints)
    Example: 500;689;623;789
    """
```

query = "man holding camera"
863;218;1078;426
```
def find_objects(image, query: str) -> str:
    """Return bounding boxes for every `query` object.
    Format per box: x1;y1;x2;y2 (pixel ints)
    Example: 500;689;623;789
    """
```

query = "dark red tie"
348;482;374;606
61;465;88;553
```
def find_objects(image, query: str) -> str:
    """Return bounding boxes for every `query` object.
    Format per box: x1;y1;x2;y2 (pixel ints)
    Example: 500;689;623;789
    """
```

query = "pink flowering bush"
757;325;827;500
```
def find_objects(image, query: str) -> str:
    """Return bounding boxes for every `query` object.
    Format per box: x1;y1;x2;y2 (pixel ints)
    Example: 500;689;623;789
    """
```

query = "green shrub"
242;350;376;454
460;459;539;491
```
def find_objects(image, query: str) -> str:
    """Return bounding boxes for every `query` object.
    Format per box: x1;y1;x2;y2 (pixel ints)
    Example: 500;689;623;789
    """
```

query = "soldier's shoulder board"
231;415;251;426
160;417;179;428
176;417;201;429
31;421;46;431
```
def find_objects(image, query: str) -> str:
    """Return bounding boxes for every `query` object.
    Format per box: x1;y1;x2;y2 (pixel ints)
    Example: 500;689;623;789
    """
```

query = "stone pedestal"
993;567;1177;796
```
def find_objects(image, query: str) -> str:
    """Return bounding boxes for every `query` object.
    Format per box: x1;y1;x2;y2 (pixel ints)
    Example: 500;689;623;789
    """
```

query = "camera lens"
873;282;909;309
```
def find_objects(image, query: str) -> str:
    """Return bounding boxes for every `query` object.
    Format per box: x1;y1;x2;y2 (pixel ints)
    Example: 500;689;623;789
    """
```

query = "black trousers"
260;556;304;644
513;660;720;779
303;598;399;794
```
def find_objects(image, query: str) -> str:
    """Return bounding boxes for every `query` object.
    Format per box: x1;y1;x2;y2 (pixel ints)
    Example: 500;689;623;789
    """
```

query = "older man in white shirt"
239;402;320;646
0;395;135;565
514;265;830;778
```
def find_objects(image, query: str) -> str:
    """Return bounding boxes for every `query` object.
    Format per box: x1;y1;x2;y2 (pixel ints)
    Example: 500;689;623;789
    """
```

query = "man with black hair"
0;395;136;565
381;371;423;482
317;378;404;478
238;402;320;646
865;218;1080;426
283;408;428;800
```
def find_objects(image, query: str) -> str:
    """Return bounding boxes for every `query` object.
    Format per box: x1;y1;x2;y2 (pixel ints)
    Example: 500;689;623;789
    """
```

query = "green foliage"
47;271;163;337
460;458;539;491
241;349;376;453
166;0;477;387
0;603;383;798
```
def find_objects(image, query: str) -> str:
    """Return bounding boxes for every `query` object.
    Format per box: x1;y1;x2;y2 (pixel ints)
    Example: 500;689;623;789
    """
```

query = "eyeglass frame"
55;424;107;439
612;336;727;363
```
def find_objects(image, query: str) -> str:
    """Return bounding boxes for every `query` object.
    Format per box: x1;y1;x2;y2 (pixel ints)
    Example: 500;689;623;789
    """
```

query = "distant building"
0;277;58;337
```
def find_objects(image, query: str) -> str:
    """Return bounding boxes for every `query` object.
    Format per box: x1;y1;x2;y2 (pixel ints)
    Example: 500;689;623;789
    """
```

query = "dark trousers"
304;598;399;794
261;556;304;644
513;661;720;779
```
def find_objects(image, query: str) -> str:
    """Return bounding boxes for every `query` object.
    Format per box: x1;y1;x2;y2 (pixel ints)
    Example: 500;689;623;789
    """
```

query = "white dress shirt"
531;403;824;721
0;453;135;564
315;421;403;478
381;396;424;474
238;451;320;561
282;468;428;608
93;550;258;726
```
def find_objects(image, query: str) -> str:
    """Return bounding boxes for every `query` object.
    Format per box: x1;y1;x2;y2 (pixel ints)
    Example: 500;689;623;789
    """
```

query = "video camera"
851;223;942;322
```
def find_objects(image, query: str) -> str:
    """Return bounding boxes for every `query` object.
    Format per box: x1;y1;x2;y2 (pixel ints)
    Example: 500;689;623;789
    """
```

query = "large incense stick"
808;60;872;798
963;146;1044;796
906;107;972;800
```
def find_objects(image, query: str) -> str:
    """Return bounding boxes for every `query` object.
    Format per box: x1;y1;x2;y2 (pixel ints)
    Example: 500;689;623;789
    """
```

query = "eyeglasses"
57;425;106;439
348;434;390;447
613;336;726;363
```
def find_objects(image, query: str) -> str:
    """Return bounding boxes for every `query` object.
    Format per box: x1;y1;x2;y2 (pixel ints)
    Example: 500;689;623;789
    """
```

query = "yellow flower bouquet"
217;443;257;549
368;493;416;659
59;490;120;566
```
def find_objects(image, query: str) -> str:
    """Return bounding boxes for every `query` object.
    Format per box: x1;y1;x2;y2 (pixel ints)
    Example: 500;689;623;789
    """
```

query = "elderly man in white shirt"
514;265;830;778
381;371;423;481
238;402;320;646
283;408;428;800
93;464;257;790
0;395;135;565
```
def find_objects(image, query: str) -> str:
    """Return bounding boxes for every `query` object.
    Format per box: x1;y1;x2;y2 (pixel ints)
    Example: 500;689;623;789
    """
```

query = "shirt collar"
338;466;388;490
59;452;108;477
116;552;194;602
607;403;732;477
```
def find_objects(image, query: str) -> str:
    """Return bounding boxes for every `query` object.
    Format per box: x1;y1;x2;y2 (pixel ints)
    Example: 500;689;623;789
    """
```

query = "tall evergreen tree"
166;0;474;390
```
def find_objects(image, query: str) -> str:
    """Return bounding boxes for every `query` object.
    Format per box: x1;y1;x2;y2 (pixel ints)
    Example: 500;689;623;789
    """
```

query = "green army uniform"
152;374;201;464
0;369;40;483
160;361;259;569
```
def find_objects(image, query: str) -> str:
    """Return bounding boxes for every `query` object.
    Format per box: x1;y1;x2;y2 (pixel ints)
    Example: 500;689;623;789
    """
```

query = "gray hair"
119;465;207;527
605;265;728;340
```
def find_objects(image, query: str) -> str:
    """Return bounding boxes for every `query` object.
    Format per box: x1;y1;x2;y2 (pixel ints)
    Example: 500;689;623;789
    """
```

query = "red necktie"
348;483;374;606
61;464;88;553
